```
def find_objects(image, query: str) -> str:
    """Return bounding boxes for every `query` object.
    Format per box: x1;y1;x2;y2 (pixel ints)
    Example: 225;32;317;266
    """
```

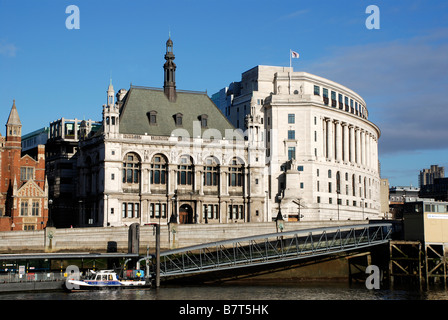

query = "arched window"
229;158;244;187
123;153;140;184
178;156;194;185
150;154;167;185
204;157;219;186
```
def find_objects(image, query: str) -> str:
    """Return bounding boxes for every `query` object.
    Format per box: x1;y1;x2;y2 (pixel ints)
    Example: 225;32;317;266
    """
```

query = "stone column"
342;123;349;163
326;118;333;160
322;118;327;159
355;128;360;165
349;125;355;163
334;120;341;161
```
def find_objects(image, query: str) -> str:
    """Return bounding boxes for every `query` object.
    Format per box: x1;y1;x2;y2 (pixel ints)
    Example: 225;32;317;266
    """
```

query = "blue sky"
1;0;447;187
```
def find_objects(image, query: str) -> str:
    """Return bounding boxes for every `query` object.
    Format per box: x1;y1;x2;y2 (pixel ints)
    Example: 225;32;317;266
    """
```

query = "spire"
6;99;22;141
107;78;115;105
163;36;177;102
7;100;21;126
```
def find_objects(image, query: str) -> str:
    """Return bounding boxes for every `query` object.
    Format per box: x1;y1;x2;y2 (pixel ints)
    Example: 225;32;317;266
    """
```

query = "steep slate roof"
118;86;241;139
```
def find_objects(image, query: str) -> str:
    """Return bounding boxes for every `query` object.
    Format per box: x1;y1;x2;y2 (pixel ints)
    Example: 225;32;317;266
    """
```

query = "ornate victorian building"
77;38;266;227
0;101;48;231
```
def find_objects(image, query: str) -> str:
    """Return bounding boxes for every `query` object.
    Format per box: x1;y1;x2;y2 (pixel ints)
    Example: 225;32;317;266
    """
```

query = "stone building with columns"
76;38;266;227
213;65;382;221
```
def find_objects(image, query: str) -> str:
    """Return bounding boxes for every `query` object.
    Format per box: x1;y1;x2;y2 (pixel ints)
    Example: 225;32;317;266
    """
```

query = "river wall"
0;220;365;253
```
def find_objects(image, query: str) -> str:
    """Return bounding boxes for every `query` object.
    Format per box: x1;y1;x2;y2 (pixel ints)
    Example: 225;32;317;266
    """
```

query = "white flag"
291;50;300;58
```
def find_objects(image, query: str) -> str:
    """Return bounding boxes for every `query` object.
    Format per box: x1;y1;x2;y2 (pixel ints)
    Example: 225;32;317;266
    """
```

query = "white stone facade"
216;66;382;221
76;86;266;227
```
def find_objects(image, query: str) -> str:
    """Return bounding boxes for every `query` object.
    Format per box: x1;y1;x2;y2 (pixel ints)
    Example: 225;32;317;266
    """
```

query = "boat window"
108;275;113;280
102;275;108;281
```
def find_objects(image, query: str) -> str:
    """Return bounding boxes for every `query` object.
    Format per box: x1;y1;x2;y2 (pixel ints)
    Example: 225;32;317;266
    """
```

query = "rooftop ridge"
130;84;206;95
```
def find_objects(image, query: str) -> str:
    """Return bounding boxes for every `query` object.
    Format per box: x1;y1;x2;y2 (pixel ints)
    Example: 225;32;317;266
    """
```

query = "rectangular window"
288;147;296;160
134;203;139;218
314;85;320;96
127;203;133;218
323;88;328;98
288;114;295;124
32;201;39;216
297;166;304;171
20;167;34;181
317;196;321;203
21;201;28;216
300;182;304;189
287;130;295;140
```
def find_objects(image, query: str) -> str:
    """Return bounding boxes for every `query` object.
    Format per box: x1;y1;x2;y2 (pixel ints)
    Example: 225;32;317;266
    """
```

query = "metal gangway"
159;223;392;278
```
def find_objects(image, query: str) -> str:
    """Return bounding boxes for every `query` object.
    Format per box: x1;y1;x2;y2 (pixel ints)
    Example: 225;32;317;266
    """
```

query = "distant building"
389;185;421;204
380;178;390;218
45;118;100;227
419;177;448;202
389;185;422;219
0;101;48;231
419;165;444;188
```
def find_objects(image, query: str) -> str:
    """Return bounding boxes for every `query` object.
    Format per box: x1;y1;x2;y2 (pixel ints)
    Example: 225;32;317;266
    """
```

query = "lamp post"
169;194;178;249
361;198;365;220
275;200;284;233
337;190;340;221
47;199;54;227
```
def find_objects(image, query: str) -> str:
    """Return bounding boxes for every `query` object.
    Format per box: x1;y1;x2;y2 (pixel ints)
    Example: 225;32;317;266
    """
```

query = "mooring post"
156;223;160;288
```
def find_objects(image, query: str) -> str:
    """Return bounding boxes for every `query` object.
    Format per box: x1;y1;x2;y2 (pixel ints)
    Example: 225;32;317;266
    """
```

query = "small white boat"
66;269;151;291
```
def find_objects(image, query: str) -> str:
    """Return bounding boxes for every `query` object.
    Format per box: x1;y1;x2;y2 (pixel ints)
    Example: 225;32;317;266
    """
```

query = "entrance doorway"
179;204;194;224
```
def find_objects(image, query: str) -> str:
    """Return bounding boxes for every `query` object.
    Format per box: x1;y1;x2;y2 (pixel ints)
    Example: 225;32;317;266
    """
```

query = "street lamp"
47;199;54;227
361;198;365;220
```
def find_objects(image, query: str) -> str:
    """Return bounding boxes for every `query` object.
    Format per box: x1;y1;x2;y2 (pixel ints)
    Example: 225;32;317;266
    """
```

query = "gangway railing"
159;223;392;277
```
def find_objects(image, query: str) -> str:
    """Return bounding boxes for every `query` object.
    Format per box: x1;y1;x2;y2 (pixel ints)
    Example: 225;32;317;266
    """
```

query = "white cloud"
0;41;17;57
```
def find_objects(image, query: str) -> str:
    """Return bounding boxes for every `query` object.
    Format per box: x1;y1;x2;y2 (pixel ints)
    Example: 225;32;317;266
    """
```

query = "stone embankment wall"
0;221;364;254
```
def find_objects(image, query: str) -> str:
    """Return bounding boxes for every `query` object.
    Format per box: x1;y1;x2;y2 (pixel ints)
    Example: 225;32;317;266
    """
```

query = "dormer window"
175;113;183;126
200;114;208;128
147;110;157;125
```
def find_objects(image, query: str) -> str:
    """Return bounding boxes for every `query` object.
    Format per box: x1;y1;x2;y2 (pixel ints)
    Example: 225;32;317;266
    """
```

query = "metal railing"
159;223;392;277
0;272;66;284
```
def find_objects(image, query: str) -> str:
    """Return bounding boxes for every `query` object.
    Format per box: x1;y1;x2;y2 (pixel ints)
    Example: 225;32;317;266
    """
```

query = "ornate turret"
163;36;177;102
6;100;22;144
102;81;120;137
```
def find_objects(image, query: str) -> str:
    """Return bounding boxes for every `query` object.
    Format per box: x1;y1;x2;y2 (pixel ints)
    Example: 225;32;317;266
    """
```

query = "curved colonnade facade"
263;70;381;221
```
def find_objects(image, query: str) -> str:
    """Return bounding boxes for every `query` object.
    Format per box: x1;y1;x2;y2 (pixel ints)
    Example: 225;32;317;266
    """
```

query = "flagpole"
289;49;291;94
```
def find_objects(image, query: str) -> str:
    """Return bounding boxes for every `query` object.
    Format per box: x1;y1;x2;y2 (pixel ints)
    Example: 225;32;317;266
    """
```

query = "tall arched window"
229;158;244;187
123;153;140;184
150;154;167;185
178;156;194;185
204;157;219;186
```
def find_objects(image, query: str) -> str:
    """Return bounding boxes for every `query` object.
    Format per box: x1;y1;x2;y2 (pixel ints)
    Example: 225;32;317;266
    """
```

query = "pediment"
17;180;45;197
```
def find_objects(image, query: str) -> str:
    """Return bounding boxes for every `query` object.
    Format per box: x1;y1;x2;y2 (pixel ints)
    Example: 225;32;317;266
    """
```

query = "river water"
1;282;447;318
1;281;448;299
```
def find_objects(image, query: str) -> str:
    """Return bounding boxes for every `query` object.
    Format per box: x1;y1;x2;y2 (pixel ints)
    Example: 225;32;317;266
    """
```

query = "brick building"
0;100;48;231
